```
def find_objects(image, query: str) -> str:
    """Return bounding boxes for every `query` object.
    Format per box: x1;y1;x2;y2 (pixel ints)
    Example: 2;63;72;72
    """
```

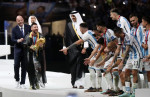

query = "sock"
137;73;141;88
89;68;96;88
118;78;123;90
125;82;131;94
113;72;119;91
130;75;133;93
143;73;148;88
105;73;113;90
96;70;102;88
148;82;150;88
132;83;138;94
122;86;126;92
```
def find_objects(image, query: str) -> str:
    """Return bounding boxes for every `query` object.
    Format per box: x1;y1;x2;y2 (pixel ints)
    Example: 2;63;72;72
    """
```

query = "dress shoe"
20;84;26;89
72;86;77;88
15;81;20;88
84;87;97;92
97;87;102;92
79;85;84;89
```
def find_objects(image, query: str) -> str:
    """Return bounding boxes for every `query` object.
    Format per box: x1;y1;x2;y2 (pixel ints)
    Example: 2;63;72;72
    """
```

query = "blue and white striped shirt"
102;29;116;45
117;16;131;34
131;24;145;57
82;30;98;50
142;30;150;56
118;33;143;59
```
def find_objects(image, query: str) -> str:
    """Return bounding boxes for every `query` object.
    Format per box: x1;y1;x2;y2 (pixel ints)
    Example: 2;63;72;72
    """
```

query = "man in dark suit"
11;15;31;88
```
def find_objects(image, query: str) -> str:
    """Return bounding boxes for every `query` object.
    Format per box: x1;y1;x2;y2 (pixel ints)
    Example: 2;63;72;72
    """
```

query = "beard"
33;30;38;34
32;22;35;24
133;22;138;27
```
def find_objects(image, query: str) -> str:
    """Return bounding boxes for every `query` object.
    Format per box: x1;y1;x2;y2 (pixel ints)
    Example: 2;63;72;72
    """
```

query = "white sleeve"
121;18;131;34
82;33;89;42
110;31;116;41
125;34;131;46
84;41;89;48
142;33;146;44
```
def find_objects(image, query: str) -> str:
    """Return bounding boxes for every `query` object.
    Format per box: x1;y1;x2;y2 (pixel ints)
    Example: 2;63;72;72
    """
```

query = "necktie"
21;27;24;36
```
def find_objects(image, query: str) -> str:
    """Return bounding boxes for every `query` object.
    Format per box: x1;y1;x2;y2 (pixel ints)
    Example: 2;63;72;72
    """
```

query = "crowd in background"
1;0;150;30
1;0;150;73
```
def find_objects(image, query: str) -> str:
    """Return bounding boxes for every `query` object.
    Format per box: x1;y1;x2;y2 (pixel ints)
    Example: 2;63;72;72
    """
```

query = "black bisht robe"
64;22;87;86
23;33;47;86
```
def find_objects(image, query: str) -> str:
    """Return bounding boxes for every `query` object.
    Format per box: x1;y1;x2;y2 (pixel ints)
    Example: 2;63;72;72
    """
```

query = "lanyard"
72;23;80;39
32;34;37;45
102;28;107;47
118;15;120;20
145;30;150;44
133;24;139;36
121;35;125;54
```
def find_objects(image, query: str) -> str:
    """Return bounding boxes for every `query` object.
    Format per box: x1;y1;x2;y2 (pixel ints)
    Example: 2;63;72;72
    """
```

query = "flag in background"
4;21;10;31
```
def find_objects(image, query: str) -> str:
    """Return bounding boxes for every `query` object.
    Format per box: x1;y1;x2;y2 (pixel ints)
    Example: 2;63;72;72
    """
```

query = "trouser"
14;52;26;84
70;54;85;86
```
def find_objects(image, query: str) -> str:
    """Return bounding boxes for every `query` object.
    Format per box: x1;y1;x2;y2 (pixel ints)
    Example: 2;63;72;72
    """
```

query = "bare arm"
118;45;130;70
88;45;105;66
94;45;105;61
88;44;100;59
84;44;100;65
59;39;84;55
103;54;113;62
67;39;84;49
109;45;121;66
121;45;130;63
96;53;113;67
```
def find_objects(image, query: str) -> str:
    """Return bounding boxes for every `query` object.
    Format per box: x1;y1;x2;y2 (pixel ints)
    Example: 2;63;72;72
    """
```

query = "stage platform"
0;59;150;97
0;59;109;97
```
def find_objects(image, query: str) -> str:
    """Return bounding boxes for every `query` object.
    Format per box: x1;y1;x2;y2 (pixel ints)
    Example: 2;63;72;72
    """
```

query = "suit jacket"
64;22;82;63
11;24;31;56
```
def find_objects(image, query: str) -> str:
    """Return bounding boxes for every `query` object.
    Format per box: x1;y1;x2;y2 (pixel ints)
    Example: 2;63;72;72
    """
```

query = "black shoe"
96;87;102;92
36;83;40;89
84;87;97;92
32;86;36;90
109;91;118;96
102;89;114;95
79;85;84;89
72;86;77;88
117;90;124;95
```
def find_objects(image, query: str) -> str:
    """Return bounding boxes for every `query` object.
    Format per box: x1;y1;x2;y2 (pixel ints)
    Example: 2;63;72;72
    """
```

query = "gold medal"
121;54;125;57
101;52;106;59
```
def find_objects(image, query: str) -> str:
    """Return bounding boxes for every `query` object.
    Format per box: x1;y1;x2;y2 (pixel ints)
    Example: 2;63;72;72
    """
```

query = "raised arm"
59;39;84;55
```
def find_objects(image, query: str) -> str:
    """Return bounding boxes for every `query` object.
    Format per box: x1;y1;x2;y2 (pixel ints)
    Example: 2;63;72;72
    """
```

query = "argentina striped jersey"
131;24;145;57
82;30;98;50
118;33;143;59
117;16;131;34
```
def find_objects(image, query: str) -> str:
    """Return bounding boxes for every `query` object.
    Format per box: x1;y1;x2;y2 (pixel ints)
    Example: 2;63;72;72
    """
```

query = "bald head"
16;15;24;27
